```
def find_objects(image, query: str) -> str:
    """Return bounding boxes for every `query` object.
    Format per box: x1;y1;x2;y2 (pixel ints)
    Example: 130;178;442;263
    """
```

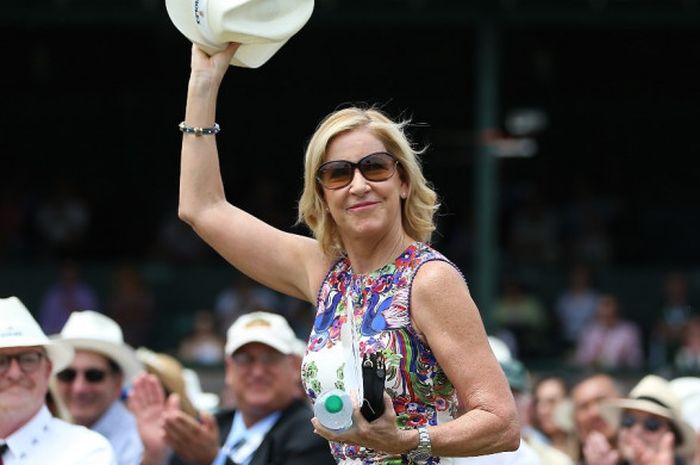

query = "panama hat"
54;310;143;383
165;0;314;68
225;311;296;356
0;296;74;374
136;347;199;417
601;374;696;458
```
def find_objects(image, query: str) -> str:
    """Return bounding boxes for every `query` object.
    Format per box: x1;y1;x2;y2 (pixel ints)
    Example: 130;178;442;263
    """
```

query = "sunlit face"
54;350;123;427
534;378;567;436
573;375;619;442
321;127;407;243
0;346;52;432
618;409;673;460
225;343;297;424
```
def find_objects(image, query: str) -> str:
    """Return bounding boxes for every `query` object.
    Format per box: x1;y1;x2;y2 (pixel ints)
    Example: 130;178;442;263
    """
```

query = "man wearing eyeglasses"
52;310;144;465
131;311;335;465
0;296;116;464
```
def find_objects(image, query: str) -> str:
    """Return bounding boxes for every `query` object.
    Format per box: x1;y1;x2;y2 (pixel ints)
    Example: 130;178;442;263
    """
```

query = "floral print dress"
301;242;461;464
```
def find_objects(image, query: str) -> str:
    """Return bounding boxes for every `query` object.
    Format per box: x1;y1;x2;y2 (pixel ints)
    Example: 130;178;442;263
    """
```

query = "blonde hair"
297;106;439;257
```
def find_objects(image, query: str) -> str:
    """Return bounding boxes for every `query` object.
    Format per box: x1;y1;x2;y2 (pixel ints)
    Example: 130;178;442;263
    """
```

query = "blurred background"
2;0;700;382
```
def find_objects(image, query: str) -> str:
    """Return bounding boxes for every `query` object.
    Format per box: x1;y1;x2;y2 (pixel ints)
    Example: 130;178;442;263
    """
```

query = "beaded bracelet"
178;121;221;136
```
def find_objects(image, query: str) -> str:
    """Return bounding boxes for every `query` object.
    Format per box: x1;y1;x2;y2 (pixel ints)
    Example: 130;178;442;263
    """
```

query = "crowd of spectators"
1;176;698;375
2;176;700;465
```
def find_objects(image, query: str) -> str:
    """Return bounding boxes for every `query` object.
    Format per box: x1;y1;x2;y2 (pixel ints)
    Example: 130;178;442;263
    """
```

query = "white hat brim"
52;337;143;383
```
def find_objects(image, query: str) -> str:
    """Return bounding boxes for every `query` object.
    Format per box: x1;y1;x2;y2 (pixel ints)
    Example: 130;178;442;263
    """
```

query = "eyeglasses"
316;152;398;190
56;367;108;384
0;351;45;374
621;413;667;433
231;351;286;368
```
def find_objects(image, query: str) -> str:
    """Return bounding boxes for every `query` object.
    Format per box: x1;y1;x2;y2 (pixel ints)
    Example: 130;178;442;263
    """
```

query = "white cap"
225;311;296;355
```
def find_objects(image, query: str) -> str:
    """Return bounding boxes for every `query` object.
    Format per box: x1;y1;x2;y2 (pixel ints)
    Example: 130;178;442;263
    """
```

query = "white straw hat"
53;310;143;383
601;374;696;458
165;0;314;68
0;296;74;374
225;311;296;356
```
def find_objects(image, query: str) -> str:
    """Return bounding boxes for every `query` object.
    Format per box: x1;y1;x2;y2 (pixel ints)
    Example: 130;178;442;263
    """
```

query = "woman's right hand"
189;43;240;90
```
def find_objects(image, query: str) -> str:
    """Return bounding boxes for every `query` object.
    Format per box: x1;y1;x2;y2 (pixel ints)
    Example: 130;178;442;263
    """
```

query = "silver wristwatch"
406;425;432;463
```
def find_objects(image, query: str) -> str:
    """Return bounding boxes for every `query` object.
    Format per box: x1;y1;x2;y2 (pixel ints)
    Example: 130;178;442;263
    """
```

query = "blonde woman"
177;42;519;464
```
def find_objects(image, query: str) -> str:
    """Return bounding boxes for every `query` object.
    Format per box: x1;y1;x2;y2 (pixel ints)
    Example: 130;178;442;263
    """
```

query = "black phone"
360;352;386;422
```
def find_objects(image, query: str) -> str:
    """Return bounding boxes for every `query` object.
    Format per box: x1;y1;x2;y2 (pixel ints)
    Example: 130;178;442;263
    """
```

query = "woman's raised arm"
178;44;327;302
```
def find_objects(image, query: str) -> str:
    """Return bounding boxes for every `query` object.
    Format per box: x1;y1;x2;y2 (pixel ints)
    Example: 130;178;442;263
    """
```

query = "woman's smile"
347;201;380;212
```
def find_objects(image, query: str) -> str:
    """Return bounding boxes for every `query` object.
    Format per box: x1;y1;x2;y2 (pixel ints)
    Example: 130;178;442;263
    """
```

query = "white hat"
0;296;74;374
488;335;512;363
670;376;700;432
601;374;696;458
165;0;314;68
183;368;220;412
225;311;296;355
54;310;143;383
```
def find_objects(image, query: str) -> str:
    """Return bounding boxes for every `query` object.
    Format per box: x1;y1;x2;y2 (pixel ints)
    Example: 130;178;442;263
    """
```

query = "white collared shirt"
2;405;116;465
92;400;143;465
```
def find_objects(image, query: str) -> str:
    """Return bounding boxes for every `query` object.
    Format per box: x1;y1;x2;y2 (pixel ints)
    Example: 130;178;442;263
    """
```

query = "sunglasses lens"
318;162;352;189
621;414;665;432
359;153;395;181
317;152;397;190
85;369;106;383
57;368;77;383
56;368;106;383
644;418;662;432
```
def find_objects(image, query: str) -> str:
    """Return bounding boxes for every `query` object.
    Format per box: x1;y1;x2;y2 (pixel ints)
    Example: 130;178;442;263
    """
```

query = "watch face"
408;451;431;463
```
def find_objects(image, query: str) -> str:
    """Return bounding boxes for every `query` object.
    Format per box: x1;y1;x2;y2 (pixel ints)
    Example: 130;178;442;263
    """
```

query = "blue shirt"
92;400;143;465
213;410;282;465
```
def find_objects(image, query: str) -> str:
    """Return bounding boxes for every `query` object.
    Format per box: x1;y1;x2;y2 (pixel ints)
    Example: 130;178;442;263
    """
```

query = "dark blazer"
169;399;336;465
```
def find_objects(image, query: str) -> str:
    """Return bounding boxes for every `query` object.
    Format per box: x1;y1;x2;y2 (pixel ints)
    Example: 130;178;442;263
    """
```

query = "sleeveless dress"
301;242;461;465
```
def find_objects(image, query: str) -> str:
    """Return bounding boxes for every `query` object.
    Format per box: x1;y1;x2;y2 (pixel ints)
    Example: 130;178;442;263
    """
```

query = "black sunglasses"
56;367;108;384
316;152;398;190
621;413;667;432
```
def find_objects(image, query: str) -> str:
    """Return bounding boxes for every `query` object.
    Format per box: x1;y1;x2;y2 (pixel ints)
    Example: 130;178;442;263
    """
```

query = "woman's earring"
400;192;407;199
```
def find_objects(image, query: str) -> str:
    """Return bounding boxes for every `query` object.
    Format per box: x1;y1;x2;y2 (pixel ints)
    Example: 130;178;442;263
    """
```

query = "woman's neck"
344;230;414;274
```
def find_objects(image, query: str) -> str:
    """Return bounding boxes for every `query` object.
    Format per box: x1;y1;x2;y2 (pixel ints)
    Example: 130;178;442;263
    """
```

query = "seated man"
131;311;335;465
571;373;622;462
0;296;115;464
53;310;144;465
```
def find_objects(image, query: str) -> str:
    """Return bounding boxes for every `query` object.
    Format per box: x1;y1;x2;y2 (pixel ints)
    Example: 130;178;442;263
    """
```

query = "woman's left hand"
311;391;415;455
